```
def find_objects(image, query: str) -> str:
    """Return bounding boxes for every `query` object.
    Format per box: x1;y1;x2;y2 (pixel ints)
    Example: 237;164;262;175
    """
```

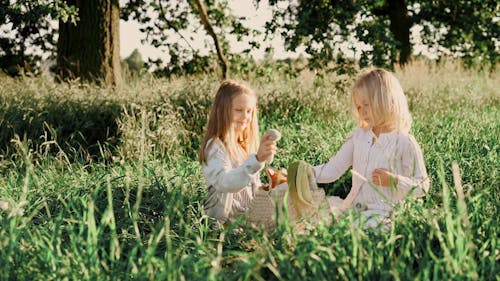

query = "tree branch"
194;0;229;79
158;0;197;53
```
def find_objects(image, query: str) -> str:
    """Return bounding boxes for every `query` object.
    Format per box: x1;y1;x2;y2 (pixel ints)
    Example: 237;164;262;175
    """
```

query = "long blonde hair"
199;79;260;164
351;68;412;133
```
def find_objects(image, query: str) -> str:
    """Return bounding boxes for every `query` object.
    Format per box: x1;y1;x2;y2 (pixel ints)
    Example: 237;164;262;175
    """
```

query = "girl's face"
231;93;255;133
354;92;374;128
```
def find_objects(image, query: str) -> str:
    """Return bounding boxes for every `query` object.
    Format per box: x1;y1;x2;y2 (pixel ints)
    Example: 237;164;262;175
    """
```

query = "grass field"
0;60;498;280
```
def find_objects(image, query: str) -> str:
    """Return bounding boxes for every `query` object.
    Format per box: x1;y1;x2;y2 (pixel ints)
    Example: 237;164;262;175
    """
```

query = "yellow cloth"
287;160;319;217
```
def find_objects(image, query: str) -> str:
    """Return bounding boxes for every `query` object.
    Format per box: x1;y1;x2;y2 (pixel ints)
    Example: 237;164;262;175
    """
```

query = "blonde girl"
315;68;430;228
199;80;277;224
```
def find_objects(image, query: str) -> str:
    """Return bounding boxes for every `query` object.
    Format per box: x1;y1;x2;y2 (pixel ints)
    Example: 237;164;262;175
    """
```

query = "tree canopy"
264;0;499;69
0;0;77;75
121;0;259;77
0;1;498;80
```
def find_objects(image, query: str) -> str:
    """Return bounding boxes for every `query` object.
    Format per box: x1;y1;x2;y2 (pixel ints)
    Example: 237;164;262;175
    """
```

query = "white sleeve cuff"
244;154;265;174
397;176;426;197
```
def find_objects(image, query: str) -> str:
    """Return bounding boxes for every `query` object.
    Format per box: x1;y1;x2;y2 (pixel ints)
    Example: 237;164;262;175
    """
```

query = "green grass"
0;61;498;280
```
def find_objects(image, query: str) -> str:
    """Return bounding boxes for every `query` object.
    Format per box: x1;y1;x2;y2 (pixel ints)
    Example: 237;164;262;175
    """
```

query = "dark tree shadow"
0;96;123;161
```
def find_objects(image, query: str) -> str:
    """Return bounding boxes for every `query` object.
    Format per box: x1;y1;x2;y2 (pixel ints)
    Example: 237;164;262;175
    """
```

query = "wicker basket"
247;184;330;232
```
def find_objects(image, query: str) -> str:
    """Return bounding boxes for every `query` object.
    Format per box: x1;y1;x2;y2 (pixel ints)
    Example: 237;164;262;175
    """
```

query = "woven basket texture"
247;184;330;231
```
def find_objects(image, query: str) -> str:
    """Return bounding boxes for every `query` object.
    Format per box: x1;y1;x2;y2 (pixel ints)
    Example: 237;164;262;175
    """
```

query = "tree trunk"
194;0;229;79
57;0;121;87
386;0;411;65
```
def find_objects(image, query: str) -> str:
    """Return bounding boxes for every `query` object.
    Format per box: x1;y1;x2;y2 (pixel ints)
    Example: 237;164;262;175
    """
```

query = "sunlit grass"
0;60;498;280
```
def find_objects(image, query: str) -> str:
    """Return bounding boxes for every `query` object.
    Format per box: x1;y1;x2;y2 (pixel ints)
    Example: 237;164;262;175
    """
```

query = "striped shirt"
314;127;430;221
202;139;264;223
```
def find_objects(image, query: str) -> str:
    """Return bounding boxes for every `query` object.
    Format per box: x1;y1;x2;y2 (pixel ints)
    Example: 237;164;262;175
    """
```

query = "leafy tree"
57;0;122;87
1;1;122;87
0;0;77;75
2;0;260;80
1;0;123;86
121;0;258;78
123;48;146;75
264;0;499;69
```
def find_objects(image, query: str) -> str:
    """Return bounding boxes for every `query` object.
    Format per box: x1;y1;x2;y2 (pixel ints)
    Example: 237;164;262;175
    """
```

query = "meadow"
0;60;498;280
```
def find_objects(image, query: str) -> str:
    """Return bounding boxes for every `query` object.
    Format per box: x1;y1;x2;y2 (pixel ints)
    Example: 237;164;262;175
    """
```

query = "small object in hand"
264;129;281;141
265;167;287;188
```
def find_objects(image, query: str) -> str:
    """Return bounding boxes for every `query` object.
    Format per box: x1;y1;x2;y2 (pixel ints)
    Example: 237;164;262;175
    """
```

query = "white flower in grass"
9;200;26;217
0;198;26;217
0;198;8;211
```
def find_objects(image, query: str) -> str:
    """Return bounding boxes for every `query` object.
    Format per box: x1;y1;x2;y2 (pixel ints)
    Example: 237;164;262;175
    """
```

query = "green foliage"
123;48;146;75
0;61;498;279
264;0;499;69
0;0;78;75
3;0;497;80
154;52;215;77
416;0;499;68
121;0;258;76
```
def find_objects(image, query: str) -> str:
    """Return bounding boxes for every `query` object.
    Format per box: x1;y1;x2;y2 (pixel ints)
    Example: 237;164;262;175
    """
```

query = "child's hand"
256;135;277;163
372;168;398;187
261;183;271;191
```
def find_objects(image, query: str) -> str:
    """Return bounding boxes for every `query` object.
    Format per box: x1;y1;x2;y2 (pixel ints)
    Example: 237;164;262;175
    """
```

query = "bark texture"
57;0;121;87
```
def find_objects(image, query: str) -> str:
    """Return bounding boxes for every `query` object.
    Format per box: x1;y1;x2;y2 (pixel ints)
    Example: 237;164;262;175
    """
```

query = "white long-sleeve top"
202;139;264;223
314;128;430;219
